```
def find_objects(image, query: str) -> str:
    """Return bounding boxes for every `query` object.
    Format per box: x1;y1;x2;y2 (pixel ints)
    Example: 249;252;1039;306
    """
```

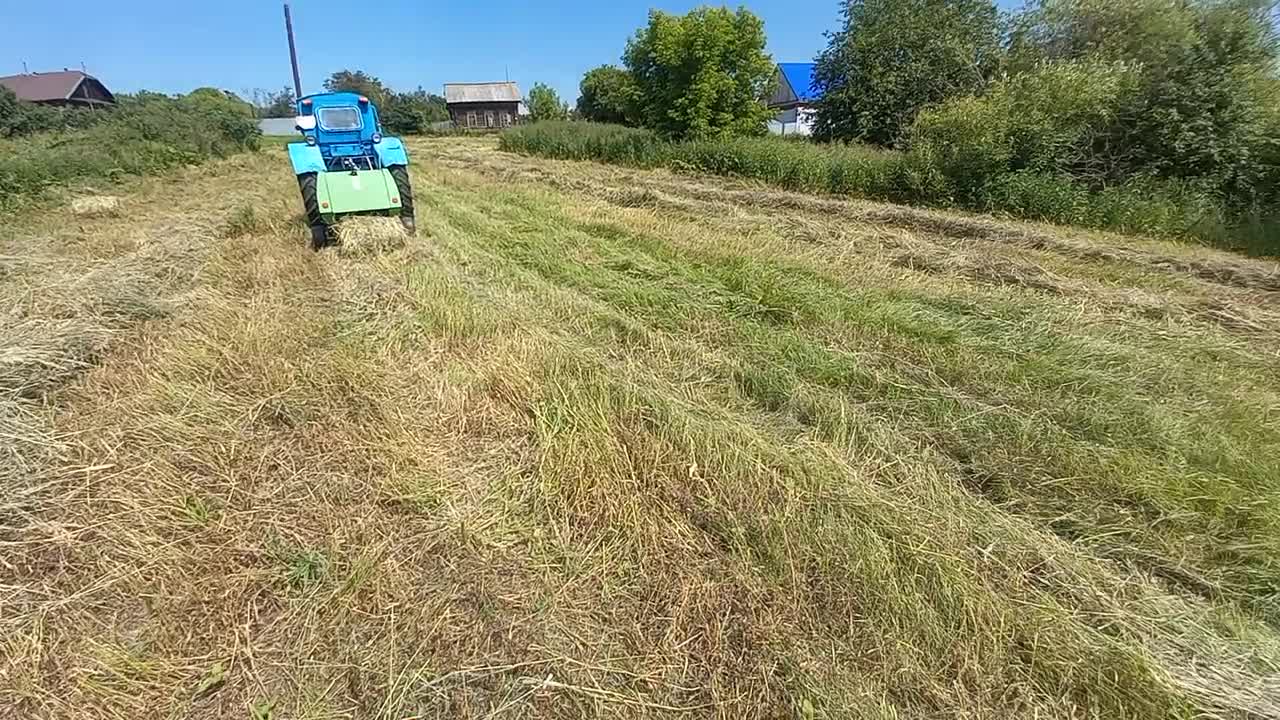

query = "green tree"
382;89;450;134
623;7;776;139
254;86;296;118
576;65;638;125
526;83;570;123
909;60;1140;201
813;0;1005;145
323;69;391;108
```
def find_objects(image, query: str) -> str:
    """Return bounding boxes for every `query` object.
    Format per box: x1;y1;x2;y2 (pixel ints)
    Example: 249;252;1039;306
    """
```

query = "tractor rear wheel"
389;166;416;235
297;172;329;250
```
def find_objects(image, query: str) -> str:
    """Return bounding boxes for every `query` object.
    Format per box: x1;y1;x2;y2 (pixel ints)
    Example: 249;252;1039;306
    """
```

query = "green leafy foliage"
322;69;449;134
813;0;1006;145
909;60;1141;201
381;89;449;134
1010;0;1280;204
800;0;1280;251
252;86;296;118
323;69;392;107
623;7;776;139
0;92;260;207
576;65;639;125
0;86;105;138
526;82;570;123
184;87;257;119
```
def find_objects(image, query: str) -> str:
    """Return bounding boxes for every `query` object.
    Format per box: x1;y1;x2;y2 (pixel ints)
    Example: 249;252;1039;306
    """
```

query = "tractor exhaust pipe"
284;3;303;99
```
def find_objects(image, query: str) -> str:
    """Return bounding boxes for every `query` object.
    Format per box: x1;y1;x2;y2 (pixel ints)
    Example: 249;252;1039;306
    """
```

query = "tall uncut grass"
501;122;1277;255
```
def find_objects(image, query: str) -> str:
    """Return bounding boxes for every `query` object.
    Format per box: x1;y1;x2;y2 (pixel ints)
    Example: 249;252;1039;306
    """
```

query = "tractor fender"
287;142;326;175
375;137;409;168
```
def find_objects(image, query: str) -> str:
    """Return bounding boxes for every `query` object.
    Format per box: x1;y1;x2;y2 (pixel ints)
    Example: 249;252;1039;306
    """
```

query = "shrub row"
0;93;261;208
500;122;1277;255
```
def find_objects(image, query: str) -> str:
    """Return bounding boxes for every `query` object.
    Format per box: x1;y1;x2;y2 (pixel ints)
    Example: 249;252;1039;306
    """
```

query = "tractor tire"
297;172;329;250
389;166;416;235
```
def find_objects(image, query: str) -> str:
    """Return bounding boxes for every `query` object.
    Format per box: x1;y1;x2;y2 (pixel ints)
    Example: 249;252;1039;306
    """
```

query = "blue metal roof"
778;63;820;102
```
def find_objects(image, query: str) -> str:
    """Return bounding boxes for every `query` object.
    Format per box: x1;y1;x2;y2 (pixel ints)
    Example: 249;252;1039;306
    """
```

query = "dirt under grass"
2;137;1279;719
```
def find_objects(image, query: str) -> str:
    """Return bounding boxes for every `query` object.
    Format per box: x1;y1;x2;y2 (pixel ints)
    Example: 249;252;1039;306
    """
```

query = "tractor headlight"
305;135;316;146
372;133;382;144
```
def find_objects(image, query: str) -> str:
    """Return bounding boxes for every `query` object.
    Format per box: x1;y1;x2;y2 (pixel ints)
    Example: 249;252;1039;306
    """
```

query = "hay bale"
336;217;408;257
70;196;122;218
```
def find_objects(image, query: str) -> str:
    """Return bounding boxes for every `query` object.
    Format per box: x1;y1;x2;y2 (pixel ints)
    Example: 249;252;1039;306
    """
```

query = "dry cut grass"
2;137;1279;719
336;216;409;257
69;195;122;218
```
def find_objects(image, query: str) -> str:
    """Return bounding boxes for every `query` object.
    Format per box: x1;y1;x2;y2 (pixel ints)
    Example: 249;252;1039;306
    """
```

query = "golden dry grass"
69;195;122;218
1;138;1279;719
335;216;410;257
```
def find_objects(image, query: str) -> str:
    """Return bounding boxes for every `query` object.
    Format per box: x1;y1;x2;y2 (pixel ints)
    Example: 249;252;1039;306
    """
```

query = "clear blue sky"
5;0;1020;102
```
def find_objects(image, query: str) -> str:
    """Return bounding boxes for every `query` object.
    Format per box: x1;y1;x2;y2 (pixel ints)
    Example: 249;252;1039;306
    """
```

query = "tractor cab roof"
298;91;375;109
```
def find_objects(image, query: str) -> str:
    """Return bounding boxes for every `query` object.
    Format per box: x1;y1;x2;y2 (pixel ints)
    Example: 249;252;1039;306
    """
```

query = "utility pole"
284;3;303;98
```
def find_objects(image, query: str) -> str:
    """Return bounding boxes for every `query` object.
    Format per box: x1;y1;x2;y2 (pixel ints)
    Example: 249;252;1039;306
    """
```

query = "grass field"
2;136;1279;719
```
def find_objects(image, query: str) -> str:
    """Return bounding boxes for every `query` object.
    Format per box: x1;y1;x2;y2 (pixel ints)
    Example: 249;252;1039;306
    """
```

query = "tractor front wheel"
389;166;416;235
297;172;329;250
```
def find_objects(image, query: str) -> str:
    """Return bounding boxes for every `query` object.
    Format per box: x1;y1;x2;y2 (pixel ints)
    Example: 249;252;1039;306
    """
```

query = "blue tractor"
286;92;415;248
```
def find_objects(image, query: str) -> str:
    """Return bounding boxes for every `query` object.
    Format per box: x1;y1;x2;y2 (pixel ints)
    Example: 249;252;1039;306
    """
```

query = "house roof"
444;82;521;104
777;63;819;103
0;70;102;102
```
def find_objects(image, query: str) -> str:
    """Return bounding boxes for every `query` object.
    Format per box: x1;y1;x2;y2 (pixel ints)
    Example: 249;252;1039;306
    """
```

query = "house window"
501;112;512;127
466;111;477;128
485;111;495;128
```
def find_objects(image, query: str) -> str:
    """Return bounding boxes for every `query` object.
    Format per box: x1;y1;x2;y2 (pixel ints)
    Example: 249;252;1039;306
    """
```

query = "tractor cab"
295;92;385;172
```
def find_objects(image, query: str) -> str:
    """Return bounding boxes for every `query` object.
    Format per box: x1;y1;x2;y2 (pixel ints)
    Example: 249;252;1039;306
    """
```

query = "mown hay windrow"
69;195;121;218
336;216;409;257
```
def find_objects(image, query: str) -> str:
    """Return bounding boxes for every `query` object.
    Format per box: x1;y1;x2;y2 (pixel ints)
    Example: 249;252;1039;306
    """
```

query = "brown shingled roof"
444;82;522;104
0;70;93;102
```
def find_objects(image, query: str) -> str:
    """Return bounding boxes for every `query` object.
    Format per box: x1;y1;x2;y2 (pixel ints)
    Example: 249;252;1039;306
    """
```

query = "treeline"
550;0;1279;252
1;86;258;138
820;0;1280;238
249;71;452;135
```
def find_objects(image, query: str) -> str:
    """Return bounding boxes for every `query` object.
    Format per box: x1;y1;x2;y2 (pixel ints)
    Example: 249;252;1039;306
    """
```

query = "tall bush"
1009;0;1280;211
0;86;105;138
0;92;260;206
624;6;776;139
382;90;449;134
812;0;1006;146
576;65;639;125
909;60;1140;200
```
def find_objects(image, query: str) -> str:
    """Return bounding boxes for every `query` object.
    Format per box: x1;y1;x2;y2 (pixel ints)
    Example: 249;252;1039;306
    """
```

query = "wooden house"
444;82;522;130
